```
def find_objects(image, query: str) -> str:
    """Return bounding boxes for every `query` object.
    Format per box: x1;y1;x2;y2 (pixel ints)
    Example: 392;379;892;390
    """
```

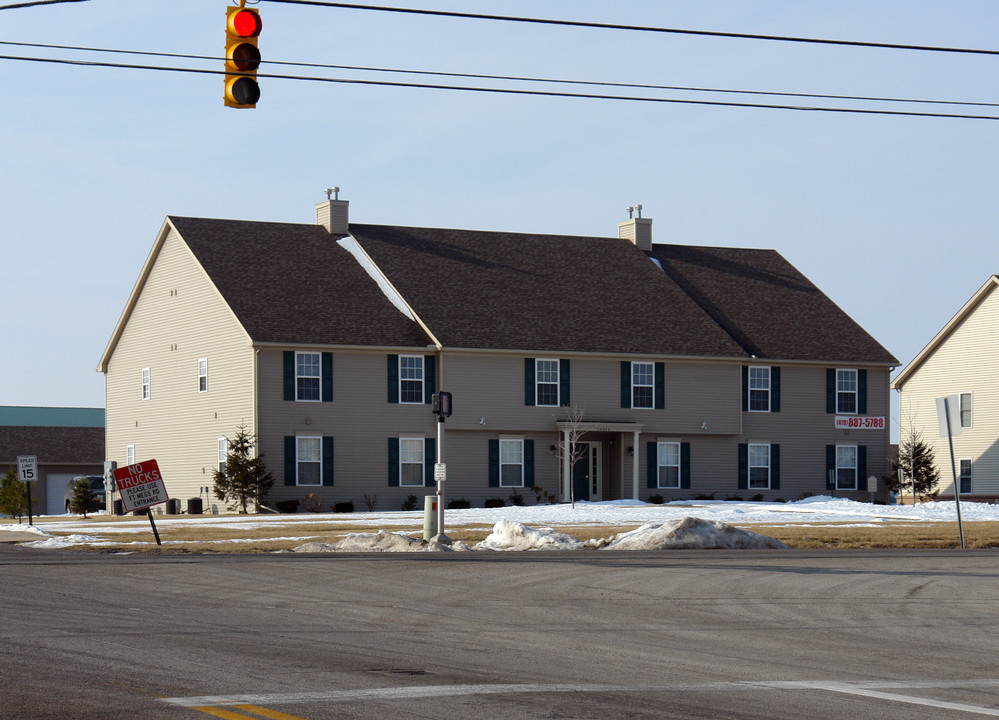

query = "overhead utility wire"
0;0;88;9
4;53;999;121
3;40;997;110
261;0;999;57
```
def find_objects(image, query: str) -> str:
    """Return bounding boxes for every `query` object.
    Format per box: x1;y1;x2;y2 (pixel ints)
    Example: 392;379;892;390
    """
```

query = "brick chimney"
316;187;349;237
618;204;652;252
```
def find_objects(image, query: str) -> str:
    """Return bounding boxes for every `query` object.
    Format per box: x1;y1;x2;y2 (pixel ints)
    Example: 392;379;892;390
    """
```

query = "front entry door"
571;442;601;502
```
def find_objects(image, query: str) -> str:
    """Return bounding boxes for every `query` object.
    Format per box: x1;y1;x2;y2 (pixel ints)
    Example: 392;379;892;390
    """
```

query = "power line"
0;0;88;9
260;0;999;57
4;53;999;121
4;40;997;111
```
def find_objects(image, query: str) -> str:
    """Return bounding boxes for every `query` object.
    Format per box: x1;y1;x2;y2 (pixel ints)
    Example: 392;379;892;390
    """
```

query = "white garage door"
45;474;77;515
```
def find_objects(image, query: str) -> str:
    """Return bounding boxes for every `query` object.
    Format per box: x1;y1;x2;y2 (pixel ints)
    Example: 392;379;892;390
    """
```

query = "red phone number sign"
834;415;885;430
113;459;169;513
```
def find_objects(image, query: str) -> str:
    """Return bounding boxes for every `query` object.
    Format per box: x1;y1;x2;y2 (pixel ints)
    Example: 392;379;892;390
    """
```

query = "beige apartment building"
892;276;999;500
98;195;897;512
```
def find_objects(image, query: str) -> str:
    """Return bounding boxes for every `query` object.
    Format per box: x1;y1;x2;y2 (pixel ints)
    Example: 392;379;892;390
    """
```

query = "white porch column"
562;429;571;501
632;430;641;500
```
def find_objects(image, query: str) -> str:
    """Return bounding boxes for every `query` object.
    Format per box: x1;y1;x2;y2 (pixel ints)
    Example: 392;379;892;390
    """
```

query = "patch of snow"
602;517;788;550
475;520;583;551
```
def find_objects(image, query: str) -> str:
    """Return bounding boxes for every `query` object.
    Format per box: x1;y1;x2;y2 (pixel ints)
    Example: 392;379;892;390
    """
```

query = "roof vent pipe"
316;187;349;238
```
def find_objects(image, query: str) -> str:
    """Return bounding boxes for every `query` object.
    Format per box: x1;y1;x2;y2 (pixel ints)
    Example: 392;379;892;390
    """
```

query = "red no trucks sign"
113;460;169;513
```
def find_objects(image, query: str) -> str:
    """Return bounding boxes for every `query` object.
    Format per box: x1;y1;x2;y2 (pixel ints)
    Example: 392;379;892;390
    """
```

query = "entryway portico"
554;420;644;501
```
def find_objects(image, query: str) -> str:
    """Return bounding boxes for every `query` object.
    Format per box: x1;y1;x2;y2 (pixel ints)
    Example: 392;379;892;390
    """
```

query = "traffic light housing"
224;5;261;108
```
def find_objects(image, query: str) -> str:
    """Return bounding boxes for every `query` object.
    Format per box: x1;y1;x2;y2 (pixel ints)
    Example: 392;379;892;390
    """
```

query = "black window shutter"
826;445;836;489
654;362;666;409
826;369;836;414
424;356;436;404
621;362;631;408
424;438;436;486
488;439;499;487
321;352;333;403
524;358;535;406
283;351;295;401
559;359;570;407
524;439;535;487
738;443;748;490
770;444;780;490
284;436;296;485
858;445;867;490
647;441;657;489
771;367;781;413
680;442;691;489
388;438;399;486
387;355;399;404
741;365;749;412
858;370;867;414
322;436;334;486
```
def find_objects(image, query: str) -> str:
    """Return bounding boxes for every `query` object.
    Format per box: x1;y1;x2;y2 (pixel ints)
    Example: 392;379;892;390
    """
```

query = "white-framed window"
198;358;208;393
217;437;228;475
748;366;771;412
535;359;560;407
748;443;771;489
960;392;973;429
141;368;150;400
399;355;424;404
836;445;858;490
959;458;972;495
657;441;680;488
499;439;525;487
632;362;654;409
126;445;135;466
296;436;322;486
399;437;425;487
836;369;858;414
296;352;321;402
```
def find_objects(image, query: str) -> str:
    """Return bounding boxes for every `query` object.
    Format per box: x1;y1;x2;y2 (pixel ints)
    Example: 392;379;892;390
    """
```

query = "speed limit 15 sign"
17;455;38;483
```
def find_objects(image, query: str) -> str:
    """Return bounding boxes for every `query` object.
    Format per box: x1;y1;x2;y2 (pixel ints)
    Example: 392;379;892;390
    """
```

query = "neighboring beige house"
892;275;999;500
98;195;898;513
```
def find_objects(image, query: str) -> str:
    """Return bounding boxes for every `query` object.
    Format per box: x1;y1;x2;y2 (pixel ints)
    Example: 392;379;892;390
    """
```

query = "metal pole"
145;508;162;546
436;415;445;542
25;482;33;526
942;396;966;549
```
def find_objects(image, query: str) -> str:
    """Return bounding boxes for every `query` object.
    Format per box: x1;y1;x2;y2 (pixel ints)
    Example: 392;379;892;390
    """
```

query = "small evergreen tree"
214;423;274;514
887;420;940;502
0;466;28;522
69;477;99;518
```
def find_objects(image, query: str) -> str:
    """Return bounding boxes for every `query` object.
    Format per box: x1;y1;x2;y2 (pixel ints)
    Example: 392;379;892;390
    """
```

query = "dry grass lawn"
25;514;999;552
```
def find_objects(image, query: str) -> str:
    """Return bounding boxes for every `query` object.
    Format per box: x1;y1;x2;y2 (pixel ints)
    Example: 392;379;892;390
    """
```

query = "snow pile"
294;530;468;553
21;533;101;549
475;520;584;551
602;517;788;550
0;523;48;537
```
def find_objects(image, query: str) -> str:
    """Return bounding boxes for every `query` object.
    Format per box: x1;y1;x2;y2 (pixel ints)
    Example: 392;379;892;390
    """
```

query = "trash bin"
165;498;180;515
187;497;203;515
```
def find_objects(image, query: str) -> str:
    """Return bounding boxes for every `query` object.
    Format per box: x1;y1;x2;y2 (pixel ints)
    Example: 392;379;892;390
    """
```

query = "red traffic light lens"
229;9;262;38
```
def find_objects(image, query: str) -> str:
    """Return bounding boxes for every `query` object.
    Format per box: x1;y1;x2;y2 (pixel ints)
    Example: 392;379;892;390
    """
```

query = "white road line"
816;682;999;717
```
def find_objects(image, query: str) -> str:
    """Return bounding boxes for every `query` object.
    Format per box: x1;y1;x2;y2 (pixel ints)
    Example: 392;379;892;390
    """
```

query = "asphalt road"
2;546;998;720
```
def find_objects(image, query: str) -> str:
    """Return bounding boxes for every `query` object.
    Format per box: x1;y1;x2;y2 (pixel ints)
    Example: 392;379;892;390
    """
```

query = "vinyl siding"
104;228;254;512
896;284;999;497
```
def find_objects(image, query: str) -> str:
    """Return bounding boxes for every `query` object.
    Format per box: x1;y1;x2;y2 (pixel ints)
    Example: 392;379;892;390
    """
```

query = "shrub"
508;490;525;506
301;493;322;512
647;494;664;505
447;498;470;509
275;499;299;513
773;497;787;503
363;493;377;511
693;492;715;500
484;497;505;508
724;495;743;502
401;494;419;511
530;485;559;505
332;501;354;513
750;494;764;502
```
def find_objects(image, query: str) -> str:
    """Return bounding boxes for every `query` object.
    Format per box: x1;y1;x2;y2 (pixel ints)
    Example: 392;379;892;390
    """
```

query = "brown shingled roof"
168;217;431;348
648;244;897;364
348;224;745;357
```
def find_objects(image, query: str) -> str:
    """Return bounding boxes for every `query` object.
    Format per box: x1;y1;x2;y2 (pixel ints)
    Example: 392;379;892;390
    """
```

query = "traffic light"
224;5;261;108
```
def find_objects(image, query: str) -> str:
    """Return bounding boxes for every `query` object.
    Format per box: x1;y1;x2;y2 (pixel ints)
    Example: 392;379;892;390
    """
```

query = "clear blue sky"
2;1;998;443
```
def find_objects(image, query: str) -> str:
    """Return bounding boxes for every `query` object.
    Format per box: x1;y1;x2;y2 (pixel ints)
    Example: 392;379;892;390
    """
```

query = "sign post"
431;391;452;546
113;460;169;546
936;395;965;549
16;455;38;526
